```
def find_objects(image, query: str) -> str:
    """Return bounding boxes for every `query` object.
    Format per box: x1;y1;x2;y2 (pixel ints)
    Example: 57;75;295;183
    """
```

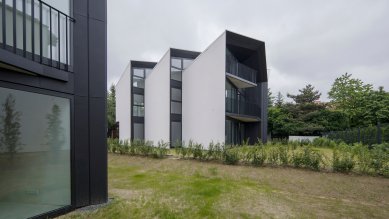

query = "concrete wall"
116;63;132;141
145;50;171;144
182;32;226;148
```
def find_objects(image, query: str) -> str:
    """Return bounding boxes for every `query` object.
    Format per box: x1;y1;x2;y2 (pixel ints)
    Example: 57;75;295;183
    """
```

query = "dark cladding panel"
89;97;108;204
73;0;88;17
88;0;106;22
88;19;106;98
73;14;89;97
73;95;90;207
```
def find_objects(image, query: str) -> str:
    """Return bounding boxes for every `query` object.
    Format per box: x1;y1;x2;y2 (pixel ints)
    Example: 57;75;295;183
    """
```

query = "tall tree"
287;84;321;104
107;84;116;129
365;86;389;124
45;104;65;150
268;88;274;107
0;94;22;158
328;73;373;127
275;92;284;107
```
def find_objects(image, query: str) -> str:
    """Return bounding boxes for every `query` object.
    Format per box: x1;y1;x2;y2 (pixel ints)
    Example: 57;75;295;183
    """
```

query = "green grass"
61;154;389;219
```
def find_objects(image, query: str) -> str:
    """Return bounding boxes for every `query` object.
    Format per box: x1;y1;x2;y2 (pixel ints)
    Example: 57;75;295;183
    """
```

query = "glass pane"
171;122;182;146
132;77;144;88
171;68;182;81
171;88;181;101
5;0;13;47
33;2;40;57
51;10;59;61
133;94;144;106
133;106;144;117
171;58;182;69
133;68;144;78
0;87;71;219
171;101;181;114
133;123;144;140
25;0;32;53
43;0;70;16
182;59;193;69
0;0;2;44
41;4;50;59
15;0;23;50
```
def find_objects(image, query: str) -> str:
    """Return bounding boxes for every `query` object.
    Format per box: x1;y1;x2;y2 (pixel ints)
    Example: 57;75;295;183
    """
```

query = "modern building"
116;30;268;148
0;0;107;218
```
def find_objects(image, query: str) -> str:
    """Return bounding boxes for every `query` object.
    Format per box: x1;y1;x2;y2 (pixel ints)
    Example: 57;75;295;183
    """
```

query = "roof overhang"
226;73;257;89
226;113;260;122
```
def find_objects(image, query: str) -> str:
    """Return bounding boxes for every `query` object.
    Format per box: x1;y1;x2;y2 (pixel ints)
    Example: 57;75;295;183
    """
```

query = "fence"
324;123;389;146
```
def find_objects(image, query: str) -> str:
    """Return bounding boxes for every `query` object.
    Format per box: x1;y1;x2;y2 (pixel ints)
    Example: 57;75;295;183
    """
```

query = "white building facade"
116;31;268;148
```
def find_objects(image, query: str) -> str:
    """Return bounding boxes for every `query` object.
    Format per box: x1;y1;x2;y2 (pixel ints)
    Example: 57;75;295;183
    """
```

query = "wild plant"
332;143;355;173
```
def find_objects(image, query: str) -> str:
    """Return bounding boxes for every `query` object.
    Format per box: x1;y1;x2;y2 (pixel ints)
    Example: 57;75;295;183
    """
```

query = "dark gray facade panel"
131;60;157;69
73;0;88;17
73;95;90;207
88;19;107;98
73;14;89;97
89;97;108;204
260;82;268;143
88;0;107;22
0;68;40;87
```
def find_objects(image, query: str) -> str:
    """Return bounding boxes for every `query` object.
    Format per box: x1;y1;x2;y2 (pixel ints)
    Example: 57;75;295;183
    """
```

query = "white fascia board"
116;62;132;141
182;32;226;149
145;50;171;145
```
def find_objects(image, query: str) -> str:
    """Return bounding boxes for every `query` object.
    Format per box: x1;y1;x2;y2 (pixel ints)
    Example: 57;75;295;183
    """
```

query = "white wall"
116;62;132;141
182;32;226;148
145;50;171;144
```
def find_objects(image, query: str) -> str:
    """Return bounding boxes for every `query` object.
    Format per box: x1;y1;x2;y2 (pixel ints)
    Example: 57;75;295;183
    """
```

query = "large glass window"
171;88;182;101
133;123;144;140
133;68;145;78
0;87;71;219
171;122;182;147
171;68;182;81
132;77;144;88
171;102;182;114
133;94;144;106
133;106;144;117
171;58;182;69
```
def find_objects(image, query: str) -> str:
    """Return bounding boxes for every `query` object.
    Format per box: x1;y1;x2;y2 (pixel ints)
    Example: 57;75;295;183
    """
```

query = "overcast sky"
107;0;389;101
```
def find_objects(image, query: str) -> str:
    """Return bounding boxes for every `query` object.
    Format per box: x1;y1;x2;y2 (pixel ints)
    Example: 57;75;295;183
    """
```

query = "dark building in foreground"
0;0;107;218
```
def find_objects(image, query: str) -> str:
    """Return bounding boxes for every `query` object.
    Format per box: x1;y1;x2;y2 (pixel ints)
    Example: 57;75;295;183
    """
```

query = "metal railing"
226;49;257;83
226;97;260;117
0;0;75;71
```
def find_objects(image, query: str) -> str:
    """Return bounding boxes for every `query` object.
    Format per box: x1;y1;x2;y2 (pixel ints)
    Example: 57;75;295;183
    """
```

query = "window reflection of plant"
0;94;23;160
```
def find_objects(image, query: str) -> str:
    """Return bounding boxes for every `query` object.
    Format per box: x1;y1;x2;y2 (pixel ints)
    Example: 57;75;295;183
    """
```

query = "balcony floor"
226;73;257;89
226;112;260;122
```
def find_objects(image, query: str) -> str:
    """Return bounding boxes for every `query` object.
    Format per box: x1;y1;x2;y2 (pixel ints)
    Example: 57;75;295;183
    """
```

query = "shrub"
370;143;389;176
291;146;322;171
206;142;223;161
352;143;371;173
251;145;267;166
223;146;239;165
192;142;205;160
151;141;168;158
311;137;337;148
333;143;355;173
278;144;289;165
267;145;279;165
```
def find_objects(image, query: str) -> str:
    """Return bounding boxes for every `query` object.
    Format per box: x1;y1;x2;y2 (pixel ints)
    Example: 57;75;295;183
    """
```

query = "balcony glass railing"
0;0;74;71
225;97;260;117
226;49;257;84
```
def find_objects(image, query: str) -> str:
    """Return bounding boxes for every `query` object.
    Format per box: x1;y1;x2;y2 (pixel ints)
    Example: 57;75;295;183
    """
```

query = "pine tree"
45;104;65;150
287;84;321;104
275;92;284;107
107;84;116;129
0;94;22;158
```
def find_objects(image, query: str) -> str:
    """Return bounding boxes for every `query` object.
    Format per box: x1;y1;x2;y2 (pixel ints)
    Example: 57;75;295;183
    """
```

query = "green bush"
192;143;205;160
223;146;239;165
352;143;371;173
370;143;389;177
251;145;267;166
206;142;223;161
311;137;338;148
333;143;355;173
291;146;322;171
151;141;168;158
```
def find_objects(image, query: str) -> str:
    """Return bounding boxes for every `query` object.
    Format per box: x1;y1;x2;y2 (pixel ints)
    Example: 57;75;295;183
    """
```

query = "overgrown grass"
61;155;389;219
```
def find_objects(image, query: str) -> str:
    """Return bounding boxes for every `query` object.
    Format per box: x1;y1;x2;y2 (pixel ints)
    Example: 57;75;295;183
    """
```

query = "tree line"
268;73;389;138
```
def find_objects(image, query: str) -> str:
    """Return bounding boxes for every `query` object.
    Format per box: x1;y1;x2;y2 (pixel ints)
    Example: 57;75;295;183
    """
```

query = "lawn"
62;154;389;219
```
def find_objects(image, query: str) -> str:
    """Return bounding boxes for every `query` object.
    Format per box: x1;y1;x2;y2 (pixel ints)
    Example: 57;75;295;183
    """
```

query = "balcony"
0;0;74;73
225;97;260;122
226;49;257;88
